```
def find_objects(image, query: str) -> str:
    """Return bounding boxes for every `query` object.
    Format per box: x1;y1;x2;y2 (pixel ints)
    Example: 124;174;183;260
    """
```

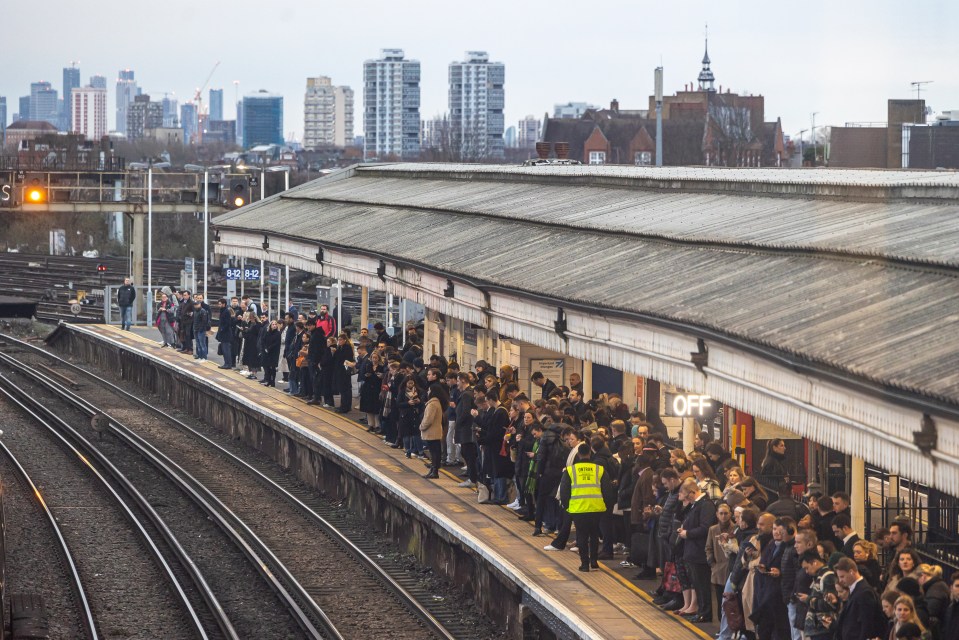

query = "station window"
635;151;652;166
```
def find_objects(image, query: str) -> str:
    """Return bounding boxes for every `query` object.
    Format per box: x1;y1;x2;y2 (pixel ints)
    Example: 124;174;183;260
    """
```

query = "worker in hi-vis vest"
559;442;614;572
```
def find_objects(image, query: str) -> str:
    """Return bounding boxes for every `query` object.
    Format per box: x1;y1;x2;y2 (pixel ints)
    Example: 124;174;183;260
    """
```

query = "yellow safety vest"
566;462;606;514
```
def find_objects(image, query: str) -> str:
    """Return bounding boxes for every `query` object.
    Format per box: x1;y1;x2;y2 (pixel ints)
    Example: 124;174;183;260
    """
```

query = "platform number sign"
226;268;261;281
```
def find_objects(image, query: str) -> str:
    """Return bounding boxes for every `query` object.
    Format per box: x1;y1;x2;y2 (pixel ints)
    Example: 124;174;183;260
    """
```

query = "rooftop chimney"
610;99;619;113
554;142;570;159
535;141;551;159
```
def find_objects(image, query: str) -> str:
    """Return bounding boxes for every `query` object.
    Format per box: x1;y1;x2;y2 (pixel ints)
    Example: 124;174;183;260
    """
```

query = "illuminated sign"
0;184;10;202
664;392;720;422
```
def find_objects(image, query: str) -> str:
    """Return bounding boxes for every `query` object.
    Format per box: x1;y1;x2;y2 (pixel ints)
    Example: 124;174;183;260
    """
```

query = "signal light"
228;178;249;209
97;264;108;273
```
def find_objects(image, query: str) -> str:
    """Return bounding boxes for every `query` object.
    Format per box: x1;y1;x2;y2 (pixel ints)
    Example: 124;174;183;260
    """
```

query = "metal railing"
0;154;126;172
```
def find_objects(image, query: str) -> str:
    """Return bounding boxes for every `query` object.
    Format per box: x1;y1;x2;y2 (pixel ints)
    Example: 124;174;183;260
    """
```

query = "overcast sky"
3;0;956;142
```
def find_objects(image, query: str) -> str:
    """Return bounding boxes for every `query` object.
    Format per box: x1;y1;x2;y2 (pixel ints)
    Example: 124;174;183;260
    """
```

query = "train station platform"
49;323;713;640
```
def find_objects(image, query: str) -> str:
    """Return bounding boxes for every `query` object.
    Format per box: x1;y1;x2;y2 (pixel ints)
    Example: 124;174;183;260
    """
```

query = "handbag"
722;593;744;632
476;483;491;504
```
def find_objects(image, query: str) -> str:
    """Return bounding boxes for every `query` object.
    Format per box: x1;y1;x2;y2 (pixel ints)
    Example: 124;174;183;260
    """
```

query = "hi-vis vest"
566;462;606;514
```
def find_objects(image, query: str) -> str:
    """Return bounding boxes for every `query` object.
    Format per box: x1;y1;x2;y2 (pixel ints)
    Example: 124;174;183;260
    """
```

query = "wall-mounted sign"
664;393;720;423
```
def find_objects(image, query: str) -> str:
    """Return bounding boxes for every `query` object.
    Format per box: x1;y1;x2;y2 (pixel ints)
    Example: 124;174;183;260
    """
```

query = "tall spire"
698;23;715;92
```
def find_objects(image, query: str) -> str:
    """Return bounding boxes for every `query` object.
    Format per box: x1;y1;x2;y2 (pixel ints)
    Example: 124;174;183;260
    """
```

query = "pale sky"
2;0;956;143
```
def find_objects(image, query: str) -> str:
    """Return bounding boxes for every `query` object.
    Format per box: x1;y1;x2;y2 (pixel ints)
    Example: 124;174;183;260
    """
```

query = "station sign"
225;268;261;281
664;392;720;423
268;266;281;286
0;184;11;203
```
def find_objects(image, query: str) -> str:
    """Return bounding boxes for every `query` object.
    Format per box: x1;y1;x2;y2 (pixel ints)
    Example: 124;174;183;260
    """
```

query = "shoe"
306;400;320;405
457;481;476;489
590;563;599;569
405;452;412;459
193;355;200;359
578;565;590;573
385;441;396;447
661;599;683;611
613;543;626;553
259;380;270;385
596;552;613;560
569;546;579;552
691;615;711;623
543;545;562;551
652;595;670;605
531;529;544;537
218;365;231;369
391;444;403;449
238;370;250;376
506;499;520;509
246;374;256;379
422;471;439;479
620;560;636;567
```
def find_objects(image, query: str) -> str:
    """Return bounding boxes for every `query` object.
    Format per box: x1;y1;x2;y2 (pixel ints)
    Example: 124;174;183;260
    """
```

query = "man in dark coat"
831;514;860;558
306;326;327;405
215;298;234;369
177;290;194;353
191;299;211;360
530;371;557;401
834;557;886;640
533;422;570;536
453;374;477;487
752;516;793;638
331;333;354;413
260;322;282;387
942;570;959;640
117;277;137;330
590;436;619;560
678;477;718;622
655;468;684;610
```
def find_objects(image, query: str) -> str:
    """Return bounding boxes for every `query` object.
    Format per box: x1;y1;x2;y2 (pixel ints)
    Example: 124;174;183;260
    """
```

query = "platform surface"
69;324;713;640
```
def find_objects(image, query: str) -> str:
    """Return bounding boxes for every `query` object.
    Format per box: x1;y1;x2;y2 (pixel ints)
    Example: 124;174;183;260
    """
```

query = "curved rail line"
0;331;458;640
0;349;341;640
0;439;100;640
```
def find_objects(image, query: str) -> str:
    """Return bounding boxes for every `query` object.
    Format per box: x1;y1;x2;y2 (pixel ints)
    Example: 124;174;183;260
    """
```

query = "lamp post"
810;112;819;166
796;129;808;167
186;164;211;299
147;164;152;326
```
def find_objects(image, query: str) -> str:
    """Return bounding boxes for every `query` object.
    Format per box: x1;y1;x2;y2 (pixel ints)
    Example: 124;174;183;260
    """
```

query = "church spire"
698;24;715;92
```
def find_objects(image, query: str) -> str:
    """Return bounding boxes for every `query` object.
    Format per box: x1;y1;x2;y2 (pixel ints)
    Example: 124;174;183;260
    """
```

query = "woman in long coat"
241;313;261;378
398;376;424;458
155;292;177;347
359;350;385;430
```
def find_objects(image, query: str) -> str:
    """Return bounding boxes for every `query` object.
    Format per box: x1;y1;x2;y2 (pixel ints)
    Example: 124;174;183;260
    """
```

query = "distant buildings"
554;102;596;119
830;99;926;169
517;115;540;150
504;126;516;148
62;64;80;130
162;96;179;128
448;51;504;160
0;97;6;145
242;90;284;147
116;69;138;135
180;103;198;144
72;85;108;140
363;49;420;160
209;88;224;122
204;119;236;145
541;40;784;167
17;96;30;123
126;94;163;141
304;76;354;150
4;120;59;147
89;75;107;90
30;81;59;127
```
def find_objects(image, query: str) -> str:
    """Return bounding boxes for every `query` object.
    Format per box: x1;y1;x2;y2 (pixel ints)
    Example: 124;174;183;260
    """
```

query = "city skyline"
0;0;956;145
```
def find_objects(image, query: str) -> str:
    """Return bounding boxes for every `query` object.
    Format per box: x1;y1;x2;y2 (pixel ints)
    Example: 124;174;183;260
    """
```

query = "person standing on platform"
117;276;136;330
332;333;354;413
156;292;177;347
677;477;718;623
420;382;448;479
559;442;613;572
454;373;478;489
832;557;887;640
260;320;282;387
177;290;194;353
241;312;261;379
192;299;211;360
215;298;235;369
315;304;337;337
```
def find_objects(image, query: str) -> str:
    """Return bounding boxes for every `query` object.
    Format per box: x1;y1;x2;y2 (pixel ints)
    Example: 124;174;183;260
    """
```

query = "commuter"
811;495;839;549
568;372;583;395
716;507;760;640
453;373;478;489
589;435;619;560
690;457;723;503
759;438;789;487
766;482;810;522
831;513;860;559
373;321;392;348
541;427;580;551
559;442;613;572
752;516;793;639
884;521;915;587
706;502;734;616
279;314;293;384
240;312;261;379
477;390;512;504
530;371;557;401
723;466;745;496
832;491;852;519
445;372;462;468
241;295;259;317
260;320;282;387
295;333;311;398
532;419;570;536
214;298;235;369
117;276;137;330
358;349;384;432
332;333;355;413
380;359;402;447
191;299;211;360
704;442;738;486
656;468;685;611
230;297;243;369
282;317;300;390
420;382;448;479
177;290;194;353
917;564;950;635
942;571;959;640
790;529;818;639
156;292;177;347
738;477;769;511
800;549;838;638
398;373;424;458
889;595;930;640
832;556;886;640
853;540;883;591
676;477;717;622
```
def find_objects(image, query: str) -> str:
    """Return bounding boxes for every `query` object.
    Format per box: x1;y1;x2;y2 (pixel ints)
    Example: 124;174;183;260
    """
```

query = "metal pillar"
360;286;369;331
655;66;664;167
147;168;153;326
259;258;265;310
239;257;244;297
851;456;866;534
285;265;290;313
203;171;209;299
336;280;343;334
582;361;593;399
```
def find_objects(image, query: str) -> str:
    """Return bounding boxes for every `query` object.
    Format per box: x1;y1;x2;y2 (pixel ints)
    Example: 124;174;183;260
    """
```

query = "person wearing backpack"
590;435;620;560
800;549;838;638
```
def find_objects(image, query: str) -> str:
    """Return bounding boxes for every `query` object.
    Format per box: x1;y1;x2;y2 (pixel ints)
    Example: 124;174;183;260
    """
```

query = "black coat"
216;307;234;342
535;425;569;497
836;579;885;640
540;378;557;400
453;388;475;445
841;533;861;559
479;406;513;479
261;328;282;368
332;342;354;385
681;496;717;564
241;322;261;367
117;284;137;306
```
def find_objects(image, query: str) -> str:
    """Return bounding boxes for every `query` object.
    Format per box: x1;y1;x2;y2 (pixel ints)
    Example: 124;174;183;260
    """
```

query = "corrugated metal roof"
214;164;959;407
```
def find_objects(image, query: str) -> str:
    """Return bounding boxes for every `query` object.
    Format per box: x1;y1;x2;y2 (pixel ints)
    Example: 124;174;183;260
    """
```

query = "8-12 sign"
226;268;260;281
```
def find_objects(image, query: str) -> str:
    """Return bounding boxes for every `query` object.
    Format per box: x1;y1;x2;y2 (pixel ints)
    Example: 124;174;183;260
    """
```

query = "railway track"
0;333;466;639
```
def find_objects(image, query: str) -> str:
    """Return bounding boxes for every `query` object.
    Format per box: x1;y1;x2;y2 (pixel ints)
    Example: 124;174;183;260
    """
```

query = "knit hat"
725;489;748;508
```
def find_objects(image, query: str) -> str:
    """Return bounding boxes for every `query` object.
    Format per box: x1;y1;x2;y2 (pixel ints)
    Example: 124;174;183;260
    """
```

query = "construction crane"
911;80;933;100
193;61;221;116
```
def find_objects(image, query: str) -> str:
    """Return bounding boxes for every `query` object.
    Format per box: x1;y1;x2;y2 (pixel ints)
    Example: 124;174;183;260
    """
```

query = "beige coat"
420;397;444;441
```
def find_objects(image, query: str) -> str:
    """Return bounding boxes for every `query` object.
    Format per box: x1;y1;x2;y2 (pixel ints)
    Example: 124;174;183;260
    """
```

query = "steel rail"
0;377;212;640
0;351;339;640
0;439;99;640
2;331;458;640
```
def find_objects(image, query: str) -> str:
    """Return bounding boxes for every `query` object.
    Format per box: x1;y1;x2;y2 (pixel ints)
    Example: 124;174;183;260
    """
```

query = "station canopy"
214;163;959;494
